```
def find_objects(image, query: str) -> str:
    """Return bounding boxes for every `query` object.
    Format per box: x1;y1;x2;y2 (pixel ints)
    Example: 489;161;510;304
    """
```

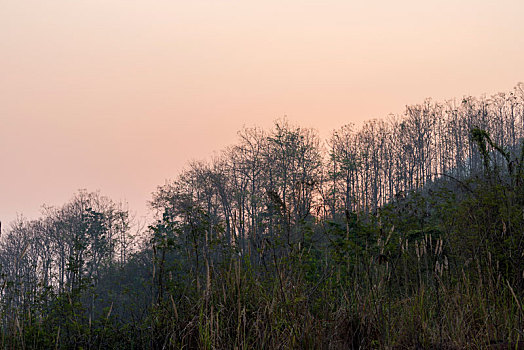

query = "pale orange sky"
1;0;524;226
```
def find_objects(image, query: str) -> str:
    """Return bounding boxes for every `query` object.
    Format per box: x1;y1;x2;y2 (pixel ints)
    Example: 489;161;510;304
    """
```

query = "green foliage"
3;126;524;349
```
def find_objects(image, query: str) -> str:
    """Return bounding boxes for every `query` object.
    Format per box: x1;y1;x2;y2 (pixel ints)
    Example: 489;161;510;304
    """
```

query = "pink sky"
1;0;524;226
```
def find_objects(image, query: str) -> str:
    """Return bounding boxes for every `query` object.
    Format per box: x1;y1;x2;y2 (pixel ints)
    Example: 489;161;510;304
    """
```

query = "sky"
1;0;524;227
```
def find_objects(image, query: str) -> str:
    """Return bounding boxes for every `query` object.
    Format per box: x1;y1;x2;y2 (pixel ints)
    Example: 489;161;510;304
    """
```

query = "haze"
1;0;524;225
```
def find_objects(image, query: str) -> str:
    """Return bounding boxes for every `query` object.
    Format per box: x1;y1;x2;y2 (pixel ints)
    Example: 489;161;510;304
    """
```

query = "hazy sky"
1;0;524;226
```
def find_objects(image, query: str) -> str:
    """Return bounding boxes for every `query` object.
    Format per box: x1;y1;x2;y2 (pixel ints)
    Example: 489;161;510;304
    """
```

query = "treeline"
151;83;524;259
1;85;524;348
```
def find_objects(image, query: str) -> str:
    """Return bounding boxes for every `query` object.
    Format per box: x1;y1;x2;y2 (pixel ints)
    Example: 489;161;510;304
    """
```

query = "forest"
2;85;524;349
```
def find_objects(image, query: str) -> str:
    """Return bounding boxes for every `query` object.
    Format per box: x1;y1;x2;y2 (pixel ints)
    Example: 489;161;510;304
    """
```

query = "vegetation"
1;85;524;349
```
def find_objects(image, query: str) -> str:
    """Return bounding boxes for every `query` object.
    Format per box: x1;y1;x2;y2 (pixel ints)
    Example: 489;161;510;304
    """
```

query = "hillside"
1;86;524;349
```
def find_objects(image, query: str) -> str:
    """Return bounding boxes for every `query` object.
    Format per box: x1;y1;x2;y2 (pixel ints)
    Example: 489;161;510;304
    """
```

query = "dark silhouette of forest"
2;85;524;349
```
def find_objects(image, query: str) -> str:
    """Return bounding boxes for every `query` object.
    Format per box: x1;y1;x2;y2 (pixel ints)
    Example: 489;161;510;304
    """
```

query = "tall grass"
134;222;523;349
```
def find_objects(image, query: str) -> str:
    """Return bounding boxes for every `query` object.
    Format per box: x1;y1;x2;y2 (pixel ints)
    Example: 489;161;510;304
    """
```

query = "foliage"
2;88;524;348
